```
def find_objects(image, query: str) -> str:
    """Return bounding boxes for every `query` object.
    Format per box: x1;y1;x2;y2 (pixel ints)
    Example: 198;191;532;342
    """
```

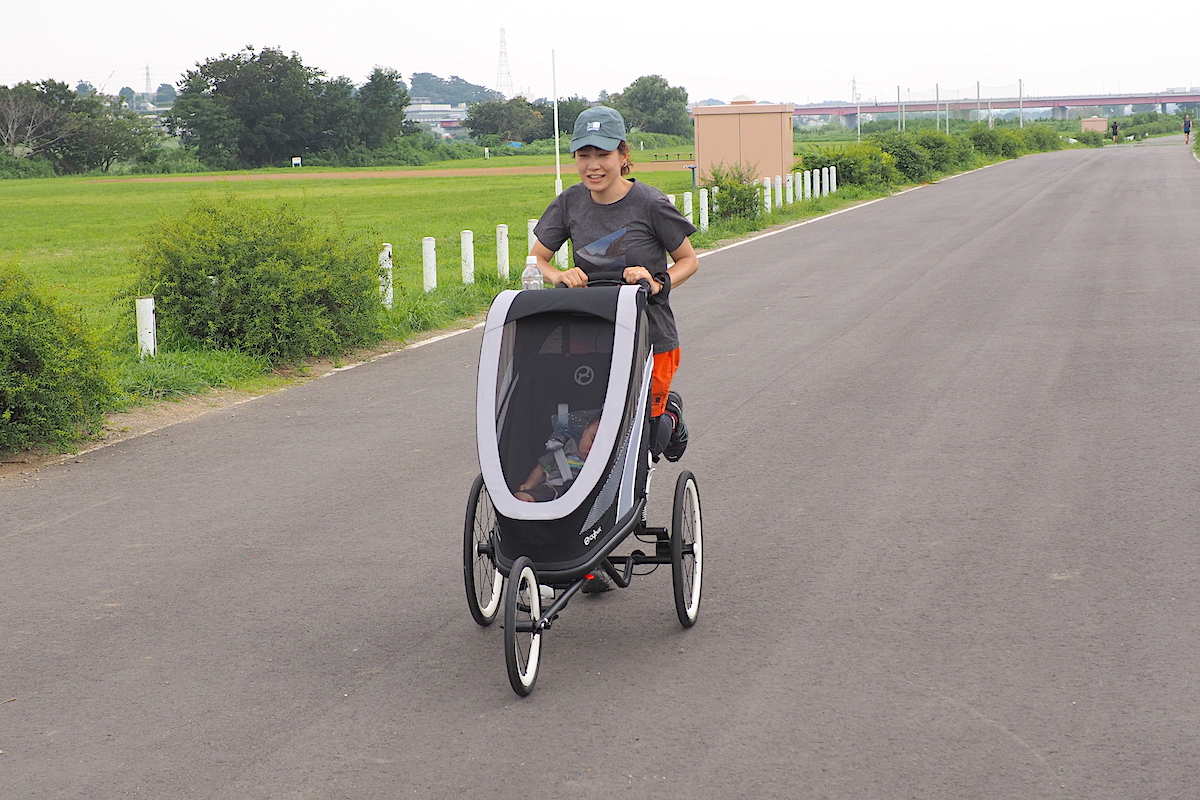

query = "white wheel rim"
516;565;541;686
683;480;703;617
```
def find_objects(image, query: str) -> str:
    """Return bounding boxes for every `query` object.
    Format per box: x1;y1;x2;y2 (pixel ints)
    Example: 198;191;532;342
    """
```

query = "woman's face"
574;145;625;197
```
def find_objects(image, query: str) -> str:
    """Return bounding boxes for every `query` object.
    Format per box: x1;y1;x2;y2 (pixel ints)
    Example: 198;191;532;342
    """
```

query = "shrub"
0;154;56;180
867;130;934;183
913;130;974;172
701;162;761;221
1020;124;1062;152
798;143;900;188
1076;130;1107;148
967;124;1005;157
0;265;113;453
133;196;382;364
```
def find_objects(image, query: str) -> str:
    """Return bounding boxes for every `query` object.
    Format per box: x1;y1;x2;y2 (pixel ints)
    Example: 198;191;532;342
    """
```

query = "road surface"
4;136;1200;799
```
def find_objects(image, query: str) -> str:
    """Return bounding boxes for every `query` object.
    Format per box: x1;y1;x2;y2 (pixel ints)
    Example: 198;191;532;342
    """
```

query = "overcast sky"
4;1;1194;105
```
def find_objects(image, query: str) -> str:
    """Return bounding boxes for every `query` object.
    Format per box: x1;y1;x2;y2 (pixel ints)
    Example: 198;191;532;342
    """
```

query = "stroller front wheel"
671;471;703;627
504;556;543;696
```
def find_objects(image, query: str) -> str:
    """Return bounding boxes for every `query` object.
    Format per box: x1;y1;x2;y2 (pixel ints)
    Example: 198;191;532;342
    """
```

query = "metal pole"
552;50;562;197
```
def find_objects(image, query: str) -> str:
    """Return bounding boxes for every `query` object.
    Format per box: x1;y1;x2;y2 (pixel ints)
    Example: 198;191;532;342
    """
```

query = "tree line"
462;75;691;146
1;45;694;177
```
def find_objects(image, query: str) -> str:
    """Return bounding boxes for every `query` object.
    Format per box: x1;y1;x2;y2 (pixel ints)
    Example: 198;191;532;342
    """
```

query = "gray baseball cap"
570;106;626;153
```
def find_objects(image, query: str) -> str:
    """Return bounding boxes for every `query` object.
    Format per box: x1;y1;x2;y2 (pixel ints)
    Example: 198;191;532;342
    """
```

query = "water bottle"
521;255;543;290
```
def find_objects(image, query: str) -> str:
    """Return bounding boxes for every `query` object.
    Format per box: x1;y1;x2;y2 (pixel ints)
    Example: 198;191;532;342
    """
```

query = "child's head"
579;418;600;457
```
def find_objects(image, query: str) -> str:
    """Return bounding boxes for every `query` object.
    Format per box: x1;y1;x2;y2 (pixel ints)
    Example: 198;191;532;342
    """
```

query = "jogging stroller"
463;274;703;696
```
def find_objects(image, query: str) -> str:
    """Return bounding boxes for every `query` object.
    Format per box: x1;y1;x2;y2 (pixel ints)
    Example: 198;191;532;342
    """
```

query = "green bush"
913;130;975;172
967;124;1005;157
701;162;761;221
798;143;900;188
0;265;113;452
0;154;56;180
1076;130;1107;148
867;130;934;183
133;196;383;364
1020;124;1062;152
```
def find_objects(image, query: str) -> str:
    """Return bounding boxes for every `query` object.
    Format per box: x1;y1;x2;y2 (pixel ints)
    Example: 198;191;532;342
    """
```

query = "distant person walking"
1111;120;1120;144
1184;115;1192;145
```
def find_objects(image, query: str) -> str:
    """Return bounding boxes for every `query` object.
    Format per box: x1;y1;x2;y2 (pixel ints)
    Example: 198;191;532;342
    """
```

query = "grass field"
0;160;697;339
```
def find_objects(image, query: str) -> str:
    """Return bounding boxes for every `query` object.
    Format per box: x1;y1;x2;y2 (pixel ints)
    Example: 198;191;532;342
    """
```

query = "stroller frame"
464;277;703;696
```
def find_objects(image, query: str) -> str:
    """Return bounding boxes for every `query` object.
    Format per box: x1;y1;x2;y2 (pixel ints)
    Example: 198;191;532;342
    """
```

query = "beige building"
693;99;796;181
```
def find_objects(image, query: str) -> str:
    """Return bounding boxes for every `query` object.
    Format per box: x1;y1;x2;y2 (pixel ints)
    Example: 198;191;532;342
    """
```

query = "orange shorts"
650;348;680;417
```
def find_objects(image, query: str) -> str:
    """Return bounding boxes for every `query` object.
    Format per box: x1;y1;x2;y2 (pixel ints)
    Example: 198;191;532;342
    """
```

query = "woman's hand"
622;266;661;295
556;267;589;288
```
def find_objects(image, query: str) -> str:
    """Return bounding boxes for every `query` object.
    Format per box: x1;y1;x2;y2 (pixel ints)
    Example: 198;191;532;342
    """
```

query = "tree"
154;83;177;105
611;75;690;136
167;46;325;168
0;80;79;159
357;67;411;149
464;98;546;143
118;87;136;104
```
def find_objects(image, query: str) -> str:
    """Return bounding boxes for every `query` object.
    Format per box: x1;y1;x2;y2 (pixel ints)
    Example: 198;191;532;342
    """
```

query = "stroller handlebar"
554;269;651;293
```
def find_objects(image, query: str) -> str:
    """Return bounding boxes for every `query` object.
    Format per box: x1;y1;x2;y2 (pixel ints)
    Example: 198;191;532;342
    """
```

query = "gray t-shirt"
534;180;697;352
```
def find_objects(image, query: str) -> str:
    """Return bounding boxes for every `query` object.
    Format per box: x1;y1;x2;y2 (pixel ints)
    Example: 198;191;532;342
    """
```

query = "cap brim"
569;133;623;153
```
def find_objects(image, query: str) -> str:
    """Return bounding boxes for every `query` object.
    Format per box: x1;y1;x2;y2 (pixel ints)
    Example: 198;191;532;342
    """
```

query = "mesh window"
493;312;615;495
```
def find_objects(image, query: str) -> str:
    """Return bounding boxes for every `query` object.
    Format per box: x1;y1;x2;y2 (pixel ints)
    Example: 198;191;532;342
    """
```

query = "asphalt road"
5;136;1200;799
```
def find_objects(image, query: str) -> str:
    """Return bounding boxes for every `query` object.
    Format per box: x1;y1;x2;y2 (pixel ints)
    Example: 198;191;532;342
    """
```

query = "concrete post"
785;174;794;205
422;237;437;292
461;230;474;285
762;176;772;213
496;224;510;280
379;243;393;309
699;188;709;231
830;166;837;194
683;191;693;224
136;296;156;358
774;175;783;209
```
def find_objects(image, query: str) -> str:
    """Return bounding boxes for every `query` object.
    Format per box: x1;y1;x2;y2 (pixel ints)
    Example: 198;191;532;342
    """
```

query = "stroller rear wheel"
504;556;543;696
464;474;503;626
671;471;703;627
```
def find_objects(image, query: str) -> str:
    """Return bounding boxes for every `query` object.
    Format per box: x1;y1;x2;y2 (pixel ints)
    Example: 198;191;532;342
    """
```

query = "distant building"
406;101;470;138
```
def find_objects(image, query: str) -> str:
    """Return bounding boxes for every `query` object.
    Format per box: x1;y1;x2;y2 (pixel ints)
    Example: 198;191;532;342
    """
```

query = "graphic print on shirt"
576;227;628;270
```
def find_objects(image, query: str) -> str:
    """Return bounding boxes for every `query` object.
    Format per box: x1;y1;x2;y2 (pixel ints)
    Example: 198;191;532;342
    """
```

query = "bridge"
793;90;1200;121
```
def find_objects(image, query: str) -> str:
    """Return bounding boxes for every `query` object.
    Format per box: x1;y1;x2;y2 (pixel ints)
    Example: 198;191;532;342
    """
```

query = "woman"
529;106;698;465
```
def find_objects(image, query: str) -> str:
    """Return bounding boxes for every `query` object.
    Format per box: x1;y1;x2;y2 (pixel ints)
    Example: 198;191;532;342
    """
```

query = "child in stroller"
515;409;602;503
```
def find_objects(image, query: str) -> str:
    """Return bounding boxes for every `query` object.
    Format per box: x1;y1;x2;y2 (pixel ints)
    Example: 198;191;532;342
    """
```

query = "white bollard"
830;165;837;194
683;191;693;224
379;243;393;310
785;175;794;205
667;194;676;209
422;237;437;292
461;230;474;285
136;296;156;358
803;170;812;201
496;224;510;280
555;243;569;270
527;219;537;259
699;188;709;231
762;177;772;213
774;175;783;209
821;167;830;197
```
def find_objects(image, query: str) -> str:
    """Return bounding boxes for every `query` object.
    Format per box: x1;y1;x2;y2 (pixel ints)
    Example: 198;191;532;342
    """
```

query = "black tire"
671;471;703;627
464;474;502;626
504;556;542;696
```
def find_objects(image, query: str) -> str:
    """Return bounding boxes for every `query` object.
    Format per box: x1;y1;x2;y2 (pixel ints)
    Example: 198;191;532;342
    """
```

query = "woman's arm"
623;238;699;296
